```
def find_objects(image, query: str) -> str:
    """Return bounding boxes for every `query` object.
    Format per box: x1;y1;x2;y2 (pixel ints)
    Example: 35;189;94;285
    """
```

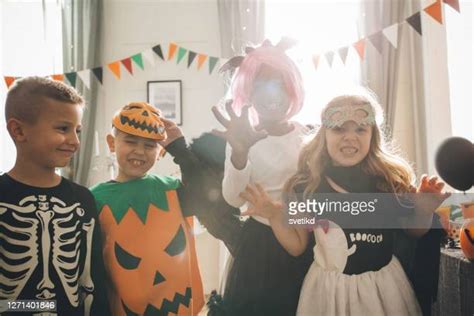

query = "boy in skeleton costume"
0;77;110;315
91;103;205;316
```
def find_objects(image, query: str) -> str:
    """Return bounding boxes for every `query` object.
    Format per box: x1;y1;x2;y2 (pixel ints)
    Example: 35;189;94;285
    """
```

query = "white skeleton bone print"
0;194;95;315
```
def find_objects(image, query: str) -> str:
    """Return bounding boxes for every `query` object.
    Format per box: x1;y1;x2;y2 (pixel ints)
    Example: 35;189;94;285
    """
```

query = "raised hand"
211;100;268;155
239;183;283;219
158;117;183;148
414;175;451;216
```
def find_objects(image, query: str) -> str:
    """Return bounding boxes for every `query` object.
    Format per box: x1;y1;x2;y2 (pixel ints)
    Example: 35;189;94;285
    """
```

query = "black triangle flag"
406;12;422;35
152;45;164;60
92;67;103;84
187;51;197;68
65;72;77;87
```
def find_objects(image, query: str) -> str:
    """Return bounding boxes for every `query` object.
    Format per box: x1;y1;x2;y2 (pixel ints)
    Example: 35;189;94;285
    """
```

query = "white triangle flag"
325;51;335;67
77;69;91;89
142;48;156;66
382;23;399;48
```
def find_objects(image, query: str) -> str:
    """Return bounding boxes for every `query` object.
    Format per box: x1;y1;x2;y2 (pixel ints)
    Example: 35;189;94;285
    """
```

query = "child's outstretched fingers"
415;176;451;216
239;183;282;219
239;189;256;205
211;101;267;154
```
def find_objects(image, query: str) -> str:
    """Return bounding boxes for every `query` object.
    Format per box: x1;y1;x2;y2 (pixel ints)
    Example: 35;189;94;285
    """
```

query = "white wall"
89;0;226;294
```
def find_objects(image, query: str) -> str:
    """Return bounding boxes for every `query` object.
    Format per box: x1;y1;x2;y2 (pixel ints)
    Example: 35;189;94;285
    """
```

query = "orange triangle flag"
312;55;320;70
353;39;366;60
424;0;443;24
197;54;208;70
168;43;178;60
108;61;121;79
51;74;64;81
121;58;133;75
4;76;16;88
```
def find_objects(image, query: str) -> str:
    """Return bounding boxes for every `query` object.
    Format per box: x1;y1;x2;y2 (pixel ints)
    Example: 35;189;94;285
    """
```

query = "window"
0;0;62;172
445;0;473;142
265;0;362;125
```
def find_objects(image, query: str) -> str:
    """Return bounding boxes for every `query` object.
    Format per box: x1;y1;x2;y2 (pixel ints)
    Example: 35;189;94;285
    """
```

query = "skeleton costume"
0;174;110;316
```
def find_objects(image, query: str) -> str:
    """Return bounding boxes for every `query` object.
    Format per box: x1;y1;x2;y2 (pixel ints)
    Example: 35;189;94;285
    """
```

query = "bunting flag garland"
197;54;207;70
4;76;16;88
77;69;91;89
382;24;399;48
338;47;349;64
443;0;460;13
65;72;77;87
353;39;366;60
51;74;64;81
406;12;423;35
177;47;187;64
92;67;103;84
425;0;443;24
325;51;335;67
142;48;156;66
152;44;165;60
2;42;226;90
368;31;384;54
187;51;197;68
121;58;133;75
312;55;320;70
168;43;177;60
208;57;219;74
1;0;463;89
108;61;121;79
131;53;144;70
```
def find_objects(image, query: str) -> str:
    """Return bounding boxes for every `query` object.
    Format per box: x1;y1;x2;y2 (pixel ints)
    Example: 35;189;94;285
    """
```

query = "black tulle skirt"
217;217;314;316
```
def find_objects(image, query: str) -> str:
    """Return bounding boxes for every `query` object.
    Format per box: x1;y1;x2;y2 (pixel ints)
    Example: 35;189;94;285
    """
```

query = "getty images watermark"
284;193;474;229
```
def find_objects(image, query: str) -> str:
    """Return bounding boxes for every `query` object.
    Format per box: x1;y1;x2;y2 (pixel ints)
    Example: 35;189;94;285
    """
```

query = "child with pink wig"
211;38;313;316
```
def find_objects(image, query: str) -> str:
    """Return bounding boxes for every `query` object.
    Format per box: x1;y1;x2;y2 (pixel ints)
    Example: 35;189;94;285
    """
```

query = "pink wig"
230;45;304;124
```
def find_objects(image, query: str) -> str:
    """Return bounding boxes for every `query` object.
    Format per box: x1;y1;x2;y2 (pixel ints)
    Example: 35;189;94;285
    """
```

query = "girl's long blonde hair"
284;89;415;199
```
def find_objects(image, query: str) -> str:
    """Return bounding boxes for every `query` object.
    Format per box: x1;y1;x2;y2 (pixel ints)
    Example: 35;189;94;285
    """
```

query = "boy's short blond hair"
5;76;84;124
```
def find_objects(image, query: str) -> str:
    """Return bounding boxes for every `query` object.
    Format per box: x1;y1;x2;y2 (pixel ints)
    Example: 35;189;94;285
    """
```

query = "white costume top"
222;122;307;225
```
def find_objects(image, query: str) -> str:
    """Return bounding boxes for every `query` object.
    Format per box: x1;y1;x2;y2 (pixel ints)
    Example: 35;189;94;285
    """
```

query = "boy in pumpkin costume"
91;102;204;316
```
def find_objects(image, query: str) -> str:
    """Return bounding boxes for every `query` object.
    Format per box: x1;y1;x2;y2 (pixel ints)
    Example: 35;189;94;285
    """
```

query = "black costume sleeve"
393;214;444;316
166;137;243;256
166;137;204;217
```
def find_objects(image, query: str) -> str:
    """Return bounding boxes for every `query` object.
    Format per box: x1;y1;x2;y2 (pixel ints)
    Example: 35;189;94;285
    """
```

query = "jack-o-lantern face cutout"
99;190;204;315
113;102;167;140
460;219;474;261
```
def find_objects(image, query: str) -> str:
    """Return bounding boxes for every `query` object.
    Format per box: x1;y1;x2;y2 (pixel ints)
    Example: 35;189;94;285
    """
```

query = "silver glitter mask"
322;102;376;128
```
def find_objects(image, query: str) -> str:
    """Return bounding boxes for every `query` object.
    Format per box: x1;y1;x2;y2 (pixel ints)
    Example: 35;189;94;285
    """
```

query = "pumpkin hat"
112;102;167;141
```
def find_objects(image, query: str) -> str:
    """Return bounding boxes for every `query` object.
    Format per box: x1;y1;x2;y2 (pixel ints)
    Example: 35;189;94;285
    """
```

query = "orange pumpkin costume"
92;102;204;315
91;172;204;316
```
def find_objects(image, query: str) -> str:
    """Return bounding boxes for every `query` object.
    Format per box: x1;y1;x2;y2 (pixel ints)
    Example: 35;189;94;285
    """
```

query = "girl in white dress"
239;88;450;315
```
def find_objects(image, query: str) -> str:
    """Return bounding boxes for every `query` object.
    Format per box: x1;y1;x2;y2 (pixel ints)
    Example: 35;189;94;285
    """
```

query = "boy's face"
107;130;160;182
20;99;83;169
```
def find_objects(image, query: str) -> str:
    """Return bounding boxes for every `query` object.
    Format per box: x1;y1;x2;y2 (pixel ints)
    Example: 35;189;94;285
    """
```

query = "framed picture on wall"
147;80;182;125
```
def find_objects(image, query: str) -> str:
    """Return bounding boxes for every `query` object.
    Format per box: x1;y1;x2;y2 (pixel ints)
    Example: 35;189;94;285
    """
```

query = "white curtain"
217;0;266;58
361;0;432;176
